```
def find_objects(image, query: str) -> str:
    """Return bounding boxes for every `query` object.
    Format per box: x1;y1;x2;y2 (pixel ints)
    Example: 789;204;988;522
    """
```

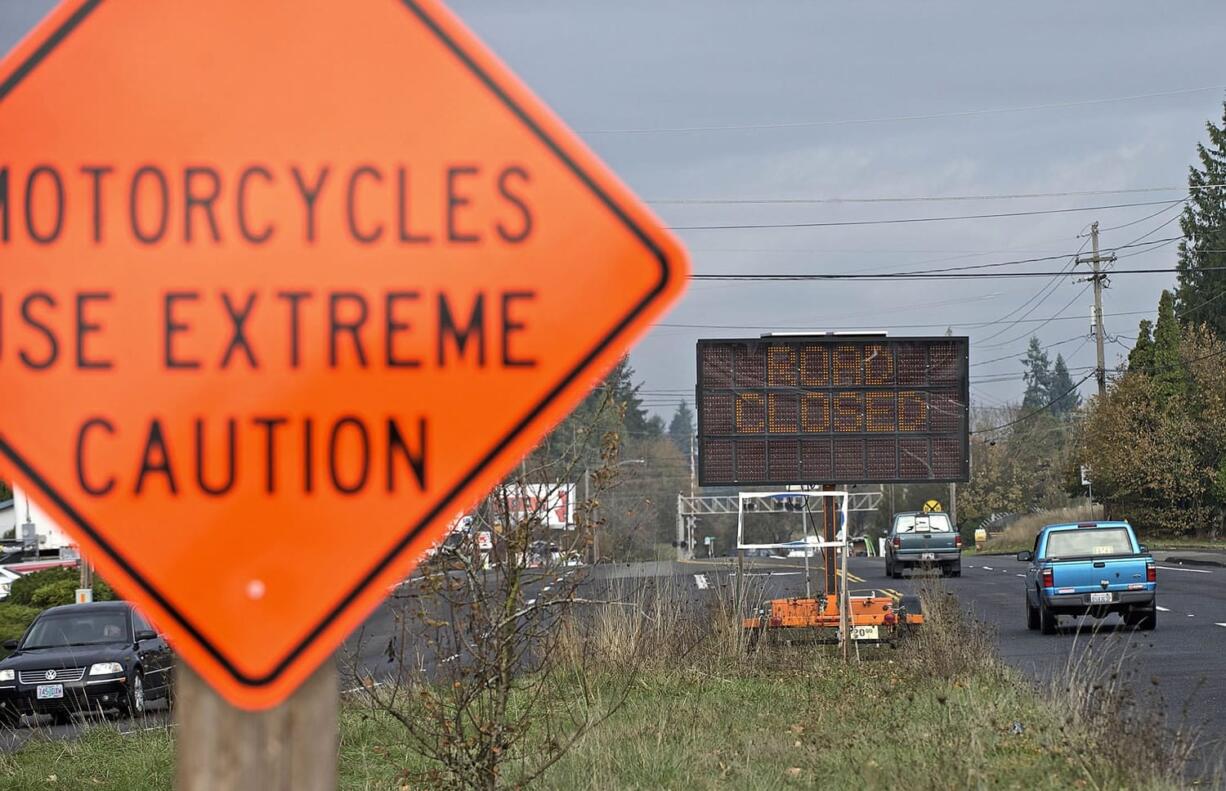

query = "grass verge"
0;578;1200;790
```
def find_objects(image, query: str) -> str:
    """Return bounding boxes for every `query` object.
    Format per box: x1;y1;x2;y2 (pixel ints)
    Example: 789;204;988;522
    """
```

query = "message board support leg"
822;484;836;598
175;661;338;791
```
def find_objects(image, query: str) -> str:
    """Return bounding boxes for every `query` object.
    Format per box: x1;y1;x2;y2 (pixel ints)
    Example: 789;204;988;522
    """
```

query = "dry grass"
557;571;769;673
982;504;1103;553
1052;624;1219;788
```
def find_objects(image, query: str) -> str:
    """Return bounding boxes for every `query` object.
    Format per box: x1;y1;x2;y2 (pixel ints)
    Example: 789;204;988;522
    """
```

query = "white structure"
1;485;75;552
495;483;576;530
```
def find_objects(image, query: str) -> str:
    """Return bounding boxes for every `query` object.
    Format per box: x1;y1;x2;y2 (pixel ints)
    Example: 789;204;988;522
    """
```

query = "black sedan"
0;601;173;727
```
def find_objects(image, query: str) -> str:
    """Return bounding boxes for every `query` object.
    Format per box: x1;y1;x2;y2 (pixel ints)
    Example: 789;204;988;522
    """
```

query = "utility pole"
1076;222;1116;397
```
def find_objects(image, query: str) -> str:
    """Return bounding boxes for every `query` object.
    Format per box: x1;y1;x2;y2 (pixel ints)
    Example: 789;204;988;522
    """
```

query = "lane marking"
1156;606;1171;612
1187;613;1195;617
1016;574;1026;577
982;566;994;571
694;574;710;590
1156;566;1212;574
1215;623;1226;628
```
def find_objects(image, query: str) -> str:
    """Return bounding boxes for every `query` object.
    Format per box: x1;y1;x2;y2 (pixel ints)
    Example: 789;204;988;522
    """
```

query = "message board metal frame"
697;336;970;486
736;490;847;551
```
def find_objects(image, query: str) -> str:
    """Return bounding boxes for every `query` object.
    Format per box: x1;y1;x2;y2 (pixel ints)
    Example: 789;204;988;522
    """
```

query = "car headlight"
88;662;124;676
0;669;13;682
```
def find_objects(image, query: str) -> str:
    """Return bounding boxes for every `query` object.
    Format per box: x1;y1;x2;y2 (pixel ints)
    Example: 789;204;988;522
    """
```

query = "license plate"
920;552;935;561
850;625;879;641
1089;592;1113;604
36;684;63;700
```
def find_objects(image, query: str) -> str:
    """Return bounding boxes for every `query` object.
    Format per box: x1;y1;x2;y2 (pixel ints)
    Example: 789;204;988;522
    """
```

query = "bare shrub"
557;567;768;676
342;396;649;789
1054;628;1210;787
908;576;999;681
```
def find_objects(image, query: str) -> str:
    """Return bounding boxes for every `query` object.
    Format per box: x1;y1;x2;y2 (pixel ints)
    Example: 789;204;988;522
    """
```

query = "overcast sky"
5;1;1224;418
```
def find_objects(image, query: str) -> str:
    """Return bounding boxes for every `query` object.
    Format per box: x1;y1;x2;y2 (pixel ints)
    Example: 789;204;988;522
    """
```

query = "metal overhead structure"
675;488;882;559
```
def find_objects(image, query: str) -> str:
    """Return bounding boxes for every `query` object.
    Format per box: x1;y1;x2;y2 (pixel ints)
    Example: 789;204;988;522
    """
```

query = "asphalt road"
6;550;1223;767
0;700;171;752
680;551;1226;772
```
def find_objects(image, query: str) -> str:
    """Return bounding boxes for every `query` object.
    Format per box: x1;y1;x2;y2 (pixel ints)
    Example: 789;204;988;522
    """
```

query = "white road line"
694;574;710;590
1016;574;1026;577
1156;566;1212;574
1187;613;1195;617
1215;623;1226;628
1156;606;1171;612
982;566;994;571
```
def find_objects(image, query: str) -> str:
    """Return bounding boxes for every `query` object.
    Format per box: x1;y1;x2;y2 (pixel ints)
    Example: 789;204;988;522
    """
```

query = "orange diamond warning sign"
0;0;687;708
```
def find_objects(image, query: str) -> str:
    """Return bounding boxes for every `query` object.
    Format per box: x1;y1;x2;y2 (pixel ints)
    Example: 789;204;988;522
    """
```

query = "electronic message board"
696;336;969;485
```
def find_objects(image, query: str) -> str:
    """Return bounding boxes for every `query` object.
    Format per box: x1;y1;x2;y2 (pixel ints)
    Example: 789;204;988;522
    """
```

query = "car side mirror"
134;629;157;642
1138;544;1148;553
1016;550;1033;562
2;639;18;651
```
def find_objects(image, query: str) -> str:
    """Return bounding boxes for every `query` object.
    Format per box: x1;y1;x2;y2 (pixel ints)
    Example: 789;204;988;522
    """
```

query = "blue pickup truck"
1017;521;1156;634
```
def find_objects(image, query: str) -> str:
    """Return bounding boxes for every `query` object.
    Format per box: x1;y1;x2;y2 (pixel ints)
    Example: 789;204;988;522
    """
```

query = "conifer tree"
667;401;694;458
1020;336;1053;410
1048;354;1082;416
1128;319;1155;374
1175;101;1226;337
1152;290;1186;400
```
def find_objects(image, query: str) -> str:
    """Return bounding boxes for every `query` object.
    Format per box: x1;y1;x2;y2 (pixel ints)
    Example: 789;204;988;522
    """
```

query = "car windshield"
22;611;130;649
1045;527;1134;558
895;514;952;533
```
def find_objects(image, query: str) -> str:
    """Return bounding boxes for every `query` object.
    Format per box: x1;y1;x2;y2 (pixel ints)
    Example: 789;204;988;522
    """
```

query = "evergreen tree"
1128;319;1155;374
667;401;695;458
1020;336;1053;409
603;357;657;438
1152;290;1186;400
1048;354;1082;416
1175;101;1226;337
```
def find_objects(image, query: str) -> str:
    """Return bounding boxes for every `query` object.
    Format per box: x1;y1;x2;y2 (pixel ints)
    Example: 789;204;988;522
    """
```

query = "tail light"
954;535;962;549
1147;563;1156;583
1041;568;1054;588
892;536;901;549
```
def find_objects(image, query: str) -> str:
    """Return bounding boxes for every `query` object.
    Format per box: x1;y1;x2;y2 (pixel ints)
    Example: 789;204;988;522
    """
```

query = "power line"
978;284;1092;350
972;372;1096;435
669;199;1189;231
969;335;1086;367
970;238;1088;344
972;346;1226;436
688;266;1225;281
1089;199;1186;233
583;84;1226;134
650;185;1225;206
655;306;1169;331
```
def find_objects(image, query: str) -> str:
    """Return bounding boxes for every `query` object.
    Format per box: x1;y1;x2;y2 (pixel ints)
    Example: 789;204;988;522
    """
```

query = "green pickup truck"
885;511;962;578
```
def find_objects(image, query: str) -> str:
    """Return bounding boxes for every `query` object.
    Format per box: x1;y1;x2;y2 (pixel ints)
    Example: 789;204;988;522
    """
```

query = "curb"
1161;555;1226;569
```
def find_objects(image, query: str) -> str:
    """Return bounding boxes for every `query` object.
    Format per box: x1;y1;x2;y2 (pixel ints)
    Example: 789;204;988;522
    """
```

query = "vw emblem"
44;669;56;681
